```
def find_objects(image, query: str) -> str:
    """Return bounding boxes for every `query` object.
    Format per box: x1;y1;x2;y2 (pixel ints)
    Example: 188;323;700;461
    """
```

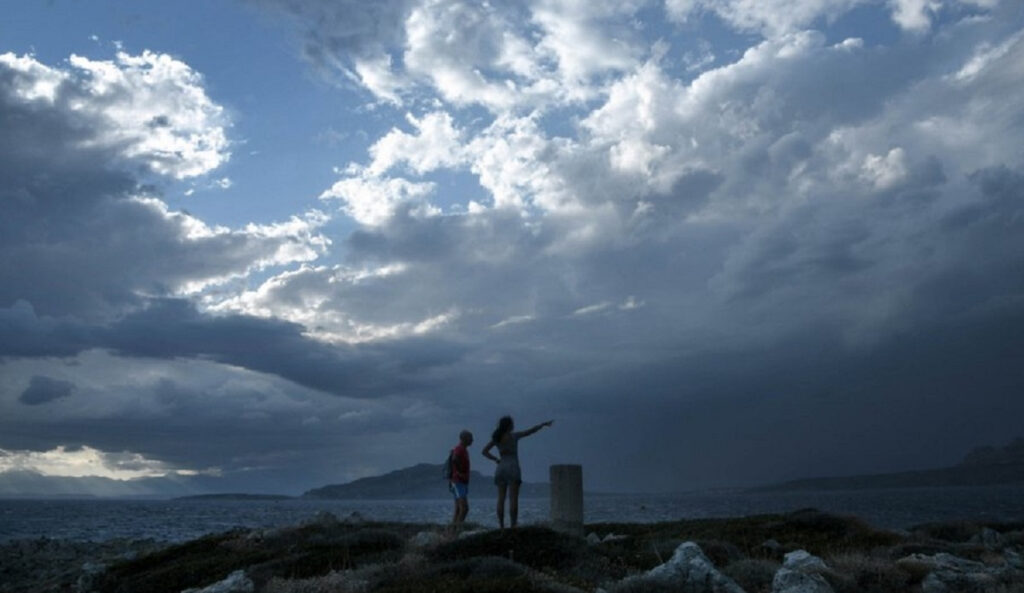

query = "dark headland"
302;462;549;499
755;437;1024;492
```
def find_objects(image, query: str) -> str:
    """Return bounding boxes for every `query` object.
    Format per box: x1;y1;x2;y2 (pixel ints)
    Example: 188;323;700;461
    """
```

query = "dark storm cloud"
0;298;463;398
18;376;75;406
3;4;1024;498
105;299;464;397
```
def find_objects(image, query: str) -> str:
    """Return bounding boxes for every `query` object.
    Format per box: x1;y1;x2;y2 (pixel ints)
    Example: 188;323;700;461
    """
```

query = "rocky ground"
2;509;1023;593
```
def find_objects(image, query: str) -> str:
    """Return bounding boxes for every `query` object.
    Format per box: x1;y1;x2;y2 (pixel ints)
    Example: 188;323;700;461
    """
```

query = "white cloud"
531;0;645;97
1;50;229;179
403;0;522;109
66;51;230;178
0;53;68;102
352;53;408;104
861;147;908;189
950;29;1023;83
665;0;998;35
572;301;612;316
368;111;465;175
889;0;942;32
0;445;201;480
320;168;439;226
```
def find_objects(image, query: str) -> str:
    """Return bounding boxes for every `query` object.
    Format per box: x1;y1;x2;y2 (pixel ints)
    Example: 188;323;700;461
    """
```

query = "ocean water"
2;484;1023;543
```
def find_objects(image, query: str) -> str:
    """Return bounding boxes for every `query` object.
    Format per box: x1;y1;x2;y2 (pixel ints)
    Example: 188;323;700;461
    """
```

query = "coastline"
3;508;1023;593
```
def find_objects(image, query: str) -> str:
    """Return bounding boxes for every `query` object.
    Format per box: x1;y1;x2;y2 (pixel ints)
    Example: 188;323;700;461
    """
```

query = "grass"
85;510;1024;593
93;522;414;593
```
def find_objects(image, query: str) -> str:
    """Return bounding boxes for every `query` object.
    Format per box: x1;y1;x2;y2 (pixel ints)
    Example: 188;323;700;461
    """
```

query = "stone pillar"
550;464;583;534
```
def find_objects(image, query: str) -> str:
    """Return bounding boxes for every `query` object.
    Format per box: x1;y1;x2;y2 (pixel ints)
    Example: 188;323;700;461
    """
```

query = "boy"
449;430;473;533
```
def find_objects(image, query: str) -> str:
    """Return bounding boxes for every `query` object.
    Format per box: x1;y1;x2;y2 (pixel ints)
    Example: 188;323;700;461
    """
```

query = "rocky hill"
303;462;549;499
758;437;1024;491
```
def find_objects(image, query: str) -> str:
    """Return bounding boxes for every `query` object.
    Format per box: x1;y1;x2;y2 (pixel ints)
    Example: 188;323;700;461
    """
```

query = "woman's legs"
509;482;520;528
496;483;507;529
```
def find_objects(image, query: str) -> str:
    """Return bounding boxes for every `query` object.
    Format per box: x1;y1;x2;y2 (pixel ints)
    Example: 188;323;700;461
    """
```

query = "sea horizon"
4;483;1024;544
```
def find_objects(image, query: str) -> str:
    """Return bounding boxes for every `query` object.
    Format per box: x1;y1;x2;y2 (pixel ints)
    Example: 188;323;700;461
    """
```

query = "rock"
342;511;366;525
899;552;1023;593
181;569;253;593
303;511;340;528
1005;548;1024;570
586;532;602;545
75;561;106;593
897;552;986;574
969;527;1002;546
410;531;444;547
602;533;628;543
772;568;833;593
921;570;1000;593
773;550;833;593
782;550;829;572
244;529;264;542
619;541;746;593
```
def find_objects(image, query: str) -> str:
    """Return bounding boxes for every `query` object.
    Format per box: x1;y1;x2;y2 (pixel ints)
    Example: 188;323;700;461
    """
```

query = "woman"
481;416;553;529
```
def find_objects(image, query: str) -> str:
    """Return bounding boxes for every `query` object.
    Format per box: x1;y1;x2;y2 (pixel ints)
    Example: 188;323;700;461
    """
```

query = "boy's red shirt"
451;443;470;484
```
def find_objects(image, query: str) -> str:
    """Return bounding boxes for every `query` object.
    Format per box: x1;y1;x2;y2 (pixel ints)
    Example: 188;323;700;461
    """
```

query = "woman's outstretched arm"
481;440;500;463
515;420;554;439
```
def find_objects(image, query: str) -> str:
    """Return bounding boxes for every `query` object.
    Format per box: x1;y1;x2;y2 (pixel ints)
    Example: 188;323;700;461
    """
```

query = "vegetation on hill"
34;509;1013;593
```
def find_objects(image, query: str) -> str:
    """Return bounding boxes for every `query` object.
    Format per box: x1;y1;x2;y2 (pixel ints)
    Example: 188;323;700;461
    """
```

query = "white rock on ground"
410;531;444;547
620;541;746;593
772;549;833;593
970;528;1002;546
302;511;339;528
181;569;253;593
899;552;1024;593
1005;548;1024;570
782;550;829;572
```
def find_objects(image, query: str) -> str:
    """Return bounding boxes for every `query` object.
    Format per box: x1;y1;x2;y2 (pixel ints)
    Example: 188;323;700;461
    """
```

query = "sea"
3;484;1024;544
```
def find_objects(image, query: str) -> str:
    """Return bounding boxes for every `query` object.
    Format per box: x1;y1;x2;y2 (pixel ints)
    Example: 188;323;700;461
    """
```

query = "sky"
0;0;1022;496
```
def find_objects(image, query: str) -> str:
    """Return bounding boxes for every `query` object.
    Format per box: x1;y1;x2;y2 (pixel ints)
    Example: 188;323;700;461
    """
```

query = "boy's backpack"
442;450;454;481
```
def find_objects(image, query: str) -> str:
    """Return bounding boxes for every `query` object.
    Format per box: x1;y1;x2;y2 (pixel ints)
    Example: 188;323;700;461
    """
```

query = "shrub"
429;527;585;572
609;578;697;593
911;521;981;543
722;558;779;593
95;524;407;593
370;556;560;593
695;539;743;568
263;570;368;593
825;552;915;593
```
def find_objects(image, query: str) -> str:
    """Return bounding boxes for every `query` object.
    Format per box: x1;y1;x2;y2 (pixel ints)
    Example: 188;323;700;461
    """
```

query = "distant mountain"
303;463;550;499
175;493;293;501
0;470;202;499
757;437;1024;492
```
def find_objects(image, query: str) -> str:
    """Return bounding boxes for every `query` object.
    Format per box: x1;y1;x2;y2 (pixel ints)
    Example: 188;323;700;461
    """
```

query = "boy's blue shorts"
450;482;468;499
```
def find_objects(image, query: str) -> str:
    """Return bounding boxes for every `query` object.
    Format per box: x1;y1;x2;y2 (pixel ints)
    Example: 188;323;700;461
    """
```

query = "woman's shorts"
494;458;522;487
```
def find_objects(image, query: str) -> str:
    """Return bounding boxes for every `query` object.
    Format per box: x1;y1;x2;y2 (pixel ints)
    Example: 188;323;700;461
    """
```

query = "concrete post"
550;464;583;534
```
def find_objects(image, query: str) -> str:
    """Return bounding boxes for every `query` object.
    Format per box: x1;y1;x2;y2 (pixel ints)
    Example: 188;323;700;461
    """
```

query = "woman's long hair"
491;415;514;443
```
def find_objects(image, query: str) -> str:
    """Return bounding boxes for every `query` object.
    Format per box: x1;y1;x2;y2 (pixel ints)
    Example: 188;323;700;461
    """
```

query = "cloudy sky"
1;0;1022;496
